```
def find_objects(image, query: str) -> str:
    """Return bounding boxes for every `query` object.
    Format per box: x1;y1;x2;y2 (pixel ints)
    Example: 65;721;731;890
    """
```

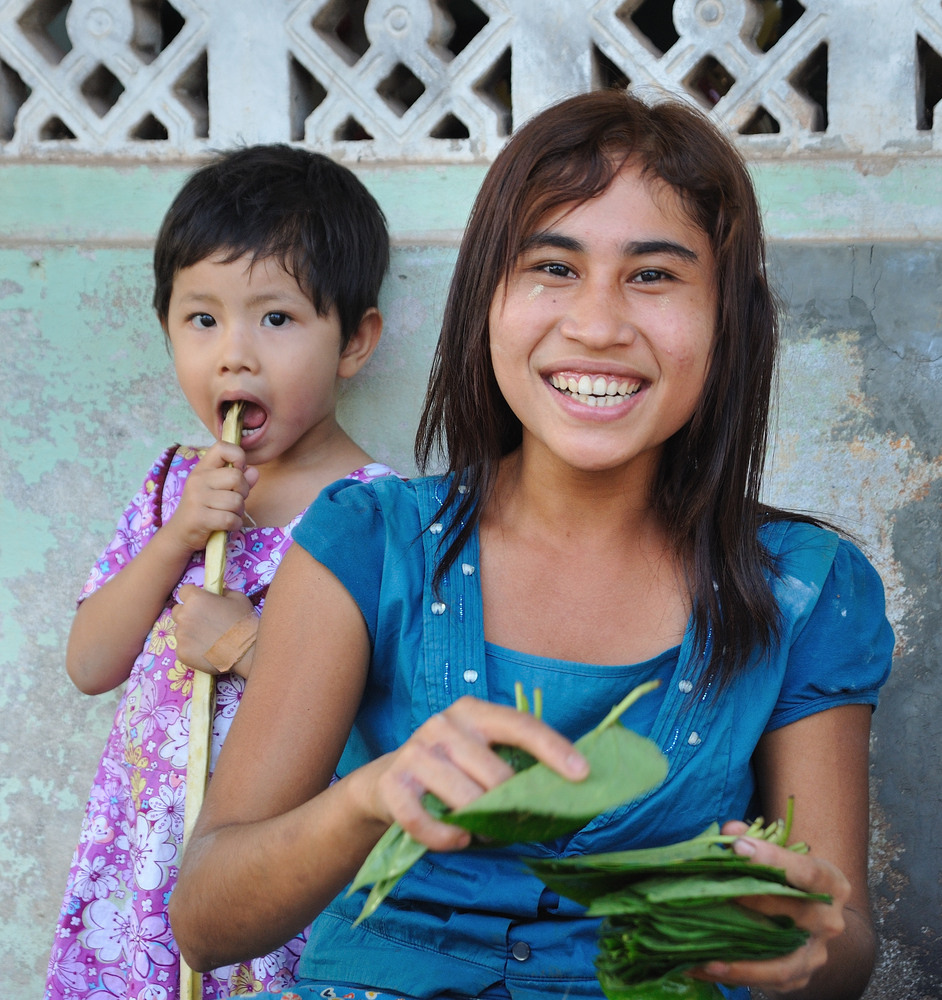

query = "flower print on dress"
85;967;130;1000
166;659;193;697
214;674;244;721
73;855;121;902
251;546;284;585
88;757;130;825
46;447;400;1000
146;782;186;840
82;899;176;980
130;677;178;744
47;940;88;993
147;616;177;657
227;963;264;995
115;814;176;892
158;711;189;770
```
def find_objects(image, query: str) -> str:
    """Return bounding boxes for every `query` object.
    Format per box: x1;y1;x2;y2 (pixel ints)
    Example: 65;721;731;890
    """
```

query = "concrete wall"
3;158;941;1000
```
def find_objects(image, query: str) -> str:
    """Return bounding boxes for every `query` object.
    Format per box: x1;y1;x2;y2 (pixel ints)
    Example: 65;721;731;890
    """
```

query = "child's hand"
367;695;588;853
689;819;851;996
164;442;258;555
171;586;257;677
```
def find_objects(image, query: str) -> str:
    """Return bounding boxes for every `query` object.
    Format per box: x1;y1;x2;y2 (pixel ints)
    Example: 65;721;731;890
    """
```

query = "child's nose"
218;323;259;372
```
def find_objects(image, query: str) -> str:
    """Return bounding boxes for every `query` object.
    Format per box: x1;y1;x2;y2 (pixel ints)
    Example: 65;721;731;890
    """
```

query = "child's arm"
169;544;587;971
67;442;256;695
692;704;875;1000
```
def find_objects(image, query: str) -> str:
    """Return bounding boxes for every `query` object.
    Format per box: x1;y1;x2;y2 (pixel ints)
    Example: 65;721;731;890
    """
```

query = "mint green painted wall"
4;160;942;996
1;164;454;992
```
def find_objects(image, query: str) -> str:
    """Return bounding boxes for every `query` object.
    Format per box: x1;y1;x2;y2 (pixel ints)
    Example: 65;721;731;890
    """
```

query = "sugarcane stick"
179;401;244;1000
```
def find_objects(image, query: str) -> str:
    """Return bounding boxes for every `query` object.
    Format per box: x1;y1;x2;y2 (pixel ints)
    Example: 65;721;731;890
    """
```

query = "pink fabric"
45;445;398;1000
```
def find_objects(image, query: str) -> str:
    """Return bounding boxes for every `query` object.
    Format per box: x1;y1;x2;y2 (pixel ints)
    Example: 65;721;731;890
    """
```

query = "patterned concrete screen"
2;2;941;998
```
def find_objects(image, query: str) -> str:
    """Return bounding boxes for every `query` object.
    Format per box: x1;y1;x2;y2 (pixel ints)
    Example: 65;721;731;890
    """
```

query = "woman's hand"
171;586;257;676
689;820;851;997
162;442;258;556
369;695;589;853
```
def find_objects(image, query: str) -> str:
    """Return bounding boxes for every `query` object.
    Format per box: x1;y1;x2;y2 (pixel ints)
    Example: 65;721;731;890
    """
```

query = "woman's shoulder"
317;472;443;510
760;516;888;632
296;474;448;548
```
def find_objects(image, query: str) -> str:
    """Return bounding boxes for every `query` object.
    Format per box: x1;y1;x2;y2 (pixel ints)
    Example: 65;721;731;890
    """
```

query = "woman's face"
488;162;717;481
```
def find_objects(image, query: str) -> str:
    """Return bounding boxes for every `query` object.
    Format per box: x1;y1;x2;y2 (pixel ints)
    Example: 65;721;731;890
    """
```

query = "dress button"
511;941;531;962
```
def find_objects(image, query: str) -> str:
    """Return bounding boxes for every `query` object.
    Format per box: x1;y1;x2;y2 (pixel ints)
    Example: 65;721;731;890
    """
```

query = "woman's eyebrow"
519;231;583;254
519;231;700;262
623;239;700;262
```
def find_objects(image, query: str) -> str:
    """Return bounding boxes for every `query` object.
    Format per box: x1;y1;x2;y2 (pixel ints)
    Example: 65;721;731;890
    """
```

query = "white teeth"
550;373;641;403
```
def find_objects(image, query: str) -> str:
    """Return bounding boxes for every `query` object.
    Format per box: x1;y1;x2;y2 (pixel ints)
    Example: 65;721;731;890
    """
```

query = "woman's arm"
170;543;588;971
67;442;254;694
694;704;875;1000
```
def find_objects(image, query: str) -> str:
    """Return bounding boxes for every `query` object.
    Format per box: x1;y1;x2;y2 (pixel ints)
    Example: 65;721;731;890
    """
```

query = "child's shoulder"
344;461;405;484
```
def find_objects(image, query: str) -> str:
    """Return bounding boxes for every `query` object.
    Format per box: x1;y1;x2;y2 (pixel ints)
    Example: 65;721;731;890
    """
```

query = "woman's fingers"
376;696;587;850
690;831;850;992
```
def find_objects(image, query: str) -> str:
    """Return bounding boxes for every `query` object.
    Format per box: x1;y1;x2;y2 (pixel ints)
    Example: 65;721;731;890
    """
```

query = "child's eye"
262;312;291;328
191;313;216;329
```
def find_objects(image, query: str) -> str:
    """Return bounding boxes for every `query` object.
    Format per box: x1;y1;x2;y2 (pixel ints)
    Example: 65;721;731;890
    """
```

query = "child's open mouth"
221;400;267;441
549;373;642;408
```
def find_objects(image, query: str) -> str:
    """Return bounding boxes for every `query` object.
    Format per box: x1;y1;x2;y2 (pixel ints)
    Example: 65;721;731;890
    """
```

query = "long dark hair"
416;88;792;685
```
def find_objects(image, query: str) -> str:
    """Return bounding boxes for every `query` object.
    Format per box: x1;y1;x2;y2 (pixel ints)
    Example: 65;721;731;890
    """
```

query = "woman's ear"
337;307;383;379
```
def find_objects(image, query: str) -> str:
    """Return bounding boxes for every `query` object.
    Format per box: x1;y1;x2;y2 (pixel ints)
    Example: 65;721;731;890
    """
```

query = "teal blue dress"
255;475;893;1000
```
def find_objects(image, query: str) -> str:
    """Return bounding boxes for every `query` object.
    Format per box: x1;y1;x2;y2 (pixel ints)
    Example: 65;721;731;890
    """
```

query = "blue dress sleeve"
291;478;388;645
767;537;894;732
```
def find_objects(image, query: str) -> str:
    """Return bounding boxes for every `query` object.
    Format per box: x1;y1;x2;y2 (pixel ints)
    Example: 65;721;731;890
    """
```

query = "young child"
170;92;894;1000
44;144;399;1000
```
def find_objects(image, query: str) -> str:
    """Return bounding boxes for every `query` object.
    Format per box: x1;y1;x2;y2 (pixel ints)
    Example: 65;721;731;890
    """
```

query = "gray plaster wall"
3;236;941;995
768;244;942;998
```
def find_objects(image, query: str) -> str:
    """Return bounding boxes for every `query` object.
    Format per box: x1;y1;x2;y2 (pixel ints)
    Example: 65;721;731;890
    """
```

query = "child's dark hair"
153;144;389;347
417;88;790;687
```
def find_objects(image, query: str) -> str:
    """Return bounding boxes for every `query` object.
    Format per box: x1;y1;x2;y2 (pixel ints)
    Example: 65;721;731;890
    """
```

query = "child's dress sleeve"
767;536;894;732
77;445;184;604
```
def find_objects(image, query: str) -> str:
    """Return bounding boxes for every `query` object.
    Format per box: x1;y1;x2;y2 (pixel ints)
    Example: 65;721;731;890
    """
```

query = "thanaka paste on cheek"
527;283;544;301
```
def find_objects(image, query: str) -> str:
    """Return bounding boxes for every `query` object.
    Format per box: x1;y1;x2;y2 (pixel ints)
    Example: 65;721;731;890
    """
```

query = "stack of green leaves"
348;681;669;926
526;806;831;1000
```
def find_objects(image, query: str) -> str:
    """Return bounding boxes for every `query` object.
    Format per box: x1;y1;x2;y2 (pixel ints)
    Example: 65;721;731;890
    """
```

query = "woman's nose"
560;281;636;347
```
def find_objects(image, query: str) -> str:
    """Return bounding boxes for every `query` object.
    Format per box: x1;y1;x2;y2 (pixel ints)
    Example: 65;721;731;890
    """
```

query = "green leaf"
446;722;667;842
347;681;666;925
597;971;723;999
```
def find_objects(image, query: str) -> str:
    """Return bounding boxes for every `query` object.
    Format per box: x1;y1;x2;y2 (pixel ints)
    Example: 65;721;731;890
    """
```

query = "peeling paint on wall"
3;230;942;997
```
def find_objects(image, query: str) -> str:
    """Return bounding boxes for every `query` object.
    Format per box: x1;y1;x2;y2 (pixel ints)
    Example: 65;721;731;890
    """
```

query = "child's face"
488;162;716;480
165;253;346;466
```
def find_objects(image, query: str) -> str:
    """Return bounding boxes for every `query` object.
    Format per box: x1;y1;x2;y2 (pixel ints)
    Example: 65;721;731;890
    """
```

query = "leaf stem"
594;680;661;733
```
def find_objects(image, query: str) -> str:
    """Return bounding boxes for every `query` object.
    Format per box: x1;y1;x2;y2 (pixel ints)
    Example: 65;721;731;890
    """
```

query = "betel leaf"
348;680;667;926
445;715;668;842
595;973;723;1000
526;801;831;1000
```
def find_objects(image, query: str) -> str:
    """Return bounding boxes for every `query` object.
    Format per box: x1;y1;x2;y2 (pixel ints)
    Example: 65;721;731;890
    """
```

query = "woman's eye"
191;313;215;329
541;262;574;278
634;268;667;284
263;312;290;328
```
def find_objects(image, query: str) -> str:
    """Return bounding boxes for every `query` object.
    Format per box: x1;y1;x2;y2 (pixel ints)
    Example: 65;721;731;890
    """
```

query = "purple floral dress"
45;445;399;1000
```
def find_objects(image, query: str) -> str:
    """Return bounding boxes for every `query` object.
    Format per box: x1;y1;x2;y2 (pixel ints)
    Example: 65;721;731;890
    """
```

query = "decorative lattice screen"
1;0;941;160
